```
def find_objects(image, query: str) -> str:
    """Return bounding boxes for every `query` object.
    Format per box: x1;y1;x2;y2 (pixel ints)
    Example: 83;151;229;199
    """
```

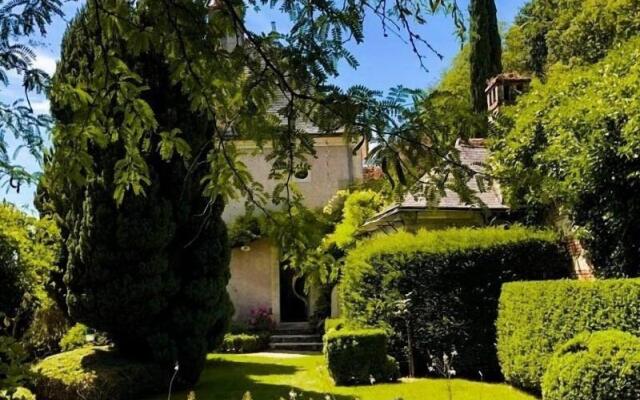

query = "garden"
2;0;640;399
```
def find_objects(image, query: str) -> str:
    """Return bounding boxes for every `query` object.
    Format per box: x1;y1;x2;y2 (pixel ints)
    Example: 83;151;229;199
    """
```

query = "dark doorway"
279;264;308;322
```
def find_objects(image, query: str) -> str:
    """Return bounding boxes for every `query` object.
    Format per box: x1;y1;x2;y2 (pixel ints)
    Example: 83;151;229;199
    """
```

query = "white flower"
289;390;297;399
428;366;435;372
369;375;376;385
325;395;331;400
449;369;456;377
174;362;180;371
451;350;458;357
478;371;484;379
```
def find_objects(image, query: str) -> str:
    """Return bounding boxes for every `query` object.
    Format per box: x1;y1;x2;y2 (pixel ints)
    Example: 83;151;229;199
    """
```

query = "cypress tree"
39;5;232;384
469;0;503;114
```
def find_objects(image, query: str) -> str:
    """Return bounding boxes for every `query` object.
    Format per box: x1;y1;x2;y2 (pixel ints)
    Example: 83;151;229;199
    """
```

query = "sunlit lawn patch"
146;353;538;400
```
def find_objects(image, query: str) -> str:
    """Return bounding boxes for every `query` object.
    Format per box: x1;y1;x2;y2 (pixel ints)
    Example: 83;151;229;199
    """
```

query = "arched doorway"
279;264;308;322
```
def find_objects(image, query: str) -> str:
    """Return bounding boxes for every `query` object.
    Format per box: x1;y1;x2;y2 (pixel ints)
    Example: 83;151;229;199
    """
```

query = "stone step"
269;342;323;352
270;334;323;343
273;322;315;336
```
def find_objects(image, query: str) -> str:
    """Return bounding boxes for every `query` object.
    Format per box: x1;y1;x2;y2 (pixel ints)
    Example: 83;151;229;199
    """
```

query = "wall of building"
223;135;365;221
226;239;281;324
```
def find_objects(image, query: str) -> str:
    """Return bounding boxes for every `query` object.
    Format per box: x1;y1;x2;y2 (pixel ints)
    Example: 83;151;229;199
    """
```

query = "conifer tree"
39;5;232;383
469;0;503;114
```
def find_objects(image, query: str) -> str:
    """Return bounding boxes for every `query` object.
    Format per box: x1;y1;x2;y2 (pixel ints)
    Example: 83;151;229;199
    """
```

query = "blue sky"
1;0;527;210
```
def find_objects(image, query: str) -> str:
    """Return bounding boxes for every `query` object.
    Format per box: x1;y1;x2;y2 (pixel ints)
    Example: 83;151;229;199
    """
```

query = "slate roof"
266;93;327;134
364;138;508;228
485;73;532;92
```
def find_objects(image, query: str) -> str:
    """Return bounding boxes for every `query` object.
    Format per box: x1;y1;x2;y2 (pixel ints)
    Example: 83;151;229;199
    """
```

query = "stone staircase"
269;322;323;352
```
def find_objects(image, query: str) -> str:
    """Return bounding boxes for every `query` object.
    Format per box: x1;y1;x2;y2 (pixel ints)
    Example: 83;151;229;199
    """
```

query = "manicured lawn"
147;352;538;400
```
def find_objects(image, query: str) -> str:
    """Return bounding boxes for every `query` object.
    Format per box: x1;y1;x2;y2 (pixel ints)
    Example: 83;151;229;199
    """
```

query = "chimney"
485;73;531;114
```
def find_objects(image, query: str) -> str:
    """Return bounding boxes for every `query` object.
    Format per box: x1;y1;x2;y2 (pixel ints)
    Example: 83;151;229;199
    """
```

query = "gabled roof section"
364;138;507;229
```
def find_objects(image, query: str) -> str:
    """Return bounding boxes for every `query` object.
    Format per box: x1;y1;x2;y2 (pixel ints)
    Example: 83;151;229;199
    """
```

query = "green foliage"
341;227;570;378
545;0;640;65
32;346;165;400
542;330;640;400
0;0;60;188
496;279;640;393
40;5;232;384
502;0;640;75
469;0;502;113
0;336;34;400
21;298;68;359
38;0;474;212
219;333;270;354
323;190;383;250
58;324;89;352
492;37;640;277
423;45;485;145
323;328;400;386
0;204;60;337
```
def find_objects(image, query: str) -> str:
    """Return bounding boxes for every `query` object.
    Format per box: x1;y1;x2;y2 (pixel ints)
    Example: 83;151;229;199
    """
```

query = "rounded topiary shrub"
324;328;400;386
32;346;166;400
542;330;640;400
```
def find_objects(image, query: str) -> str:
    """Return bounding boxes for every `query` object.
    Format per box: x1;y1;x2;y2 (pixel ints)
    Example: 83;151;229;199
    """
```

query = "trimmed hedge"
341;227;570;378
32;346;166;400
218;333;270;354
497;279;640;393
324;328;400;385
324;318;346;333
542;330;640;400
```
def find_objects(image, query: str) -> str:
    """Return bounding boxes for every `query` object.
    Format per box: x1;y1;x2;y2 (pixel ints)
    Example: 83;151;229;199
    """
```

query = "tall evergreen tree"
39;5;232;384
469;0;503;114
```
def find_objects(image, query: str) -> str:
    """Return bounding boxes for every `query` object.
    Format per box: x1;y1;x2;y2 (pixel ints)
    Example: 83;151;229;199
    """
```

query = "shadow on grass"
32;346;167;400
162;357;356;400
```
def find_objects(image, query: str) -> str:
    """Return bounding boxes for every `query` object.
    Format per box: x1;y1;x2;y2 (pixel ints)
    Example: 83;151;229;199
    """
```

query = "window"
293;169;310;182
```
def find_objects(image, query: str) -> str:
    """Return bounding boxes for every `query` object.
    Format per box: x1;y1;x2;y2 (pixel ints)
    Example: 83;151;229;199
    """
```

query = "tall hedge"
340;227;570;379
497;279;640;393
38;5;232;384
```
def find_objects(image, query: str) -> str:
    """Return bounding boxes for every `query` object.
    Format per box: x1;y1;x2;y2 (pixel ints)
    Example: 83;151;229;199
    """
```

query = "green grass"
147;353;538;400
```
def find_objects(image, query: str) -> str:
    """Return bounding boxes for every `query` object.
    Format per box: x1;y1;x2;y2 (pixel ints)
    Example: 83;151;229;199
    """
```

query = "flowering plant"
248;306;275;332
428;349;458;400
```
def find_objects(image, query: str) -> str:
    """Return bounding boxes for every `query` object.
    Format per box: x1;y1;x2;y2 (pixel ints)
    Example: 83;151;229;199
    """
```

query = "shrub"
219;333;270;354
497;279;640;393
58;323;90;352
324;318;346;333
32;346;166;400
340;227;570;379
0;336;34;400
542;330;640;400
0;204;59;338
324;328;400;385
22;299;69;358
247;307;275;332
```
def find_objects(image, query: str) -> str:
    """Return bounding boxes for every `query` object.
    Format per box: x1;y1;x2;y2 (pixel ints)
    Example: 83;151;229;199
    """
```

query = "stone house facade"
223;135;367;325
